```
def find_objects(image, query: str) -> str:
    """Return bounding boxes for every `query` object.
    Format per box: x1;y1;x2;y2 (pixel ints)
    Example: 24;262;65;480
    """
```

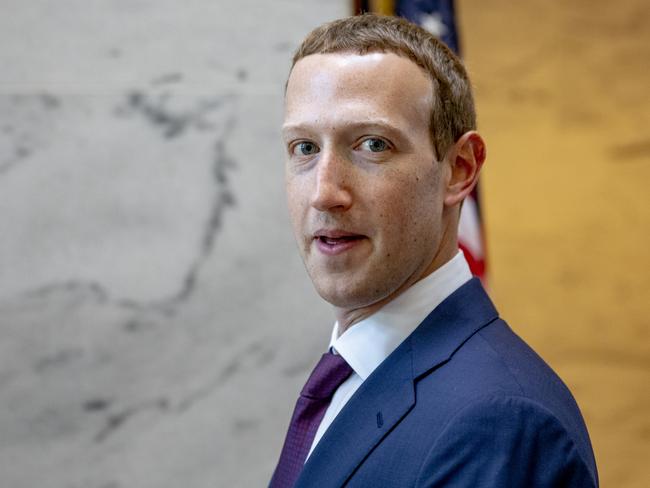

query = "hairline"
285;48;442;157
285;15;476;159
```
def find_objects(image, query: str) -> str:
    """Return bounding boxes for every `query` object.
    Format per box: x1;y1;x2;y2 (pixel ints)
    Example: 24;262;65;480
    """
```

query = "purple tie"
269;351;353;488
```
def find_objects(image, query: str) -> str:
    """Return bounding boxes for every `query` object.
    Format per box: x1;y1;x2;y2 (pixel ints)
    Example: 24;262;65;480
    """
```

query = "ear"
443;131;486;207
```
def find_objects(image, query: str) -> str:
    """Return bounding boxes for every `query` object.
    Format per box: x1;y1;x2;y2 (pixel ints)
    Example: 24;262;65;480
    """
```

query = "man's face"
283;52;450;310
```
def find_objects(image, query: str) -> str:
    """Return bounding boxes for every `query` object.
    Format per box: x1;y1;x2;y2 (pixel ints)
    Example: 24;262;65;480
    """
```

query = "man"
271;14;598;488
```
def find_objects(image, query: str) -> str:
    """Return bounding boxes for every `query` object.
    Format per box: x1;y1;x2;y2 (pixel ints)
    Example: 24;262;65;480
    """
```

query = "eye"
359;138;390;153
291;141;320;156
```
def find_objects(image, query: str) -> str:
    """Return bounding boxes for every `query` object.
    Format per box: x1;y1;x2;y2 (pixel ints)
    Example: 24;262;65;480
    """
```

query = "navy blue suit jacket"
294;278;598;487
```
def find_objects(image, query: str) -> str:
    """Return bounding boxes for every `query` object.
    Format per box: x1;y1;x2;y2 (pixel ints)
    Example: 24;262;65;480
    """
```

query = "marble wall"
0;1;346;487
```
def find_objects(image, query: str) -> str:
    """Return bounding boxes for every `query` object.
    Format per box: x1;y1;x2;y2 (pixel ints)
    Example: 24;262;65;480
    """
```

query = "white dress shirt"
306;251;473;459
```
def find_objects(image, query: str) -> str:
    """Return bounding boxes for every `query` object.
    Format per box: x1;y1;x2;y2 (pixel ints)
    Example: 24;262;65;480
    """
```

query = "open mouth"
314;232;367;255
317;235;365;245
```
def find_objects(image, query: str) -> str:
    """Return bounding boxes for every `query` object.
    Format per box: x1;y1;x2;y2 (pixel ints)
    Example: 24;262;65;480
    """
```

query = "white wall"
0;1;347;486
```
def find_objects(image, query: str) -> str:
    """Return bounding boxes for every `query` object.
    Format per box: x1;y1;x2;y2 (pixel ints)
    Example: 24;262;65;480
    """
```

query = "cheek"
285;173;307;208
380;169;441;238
285;182;306;236
389;166;439;209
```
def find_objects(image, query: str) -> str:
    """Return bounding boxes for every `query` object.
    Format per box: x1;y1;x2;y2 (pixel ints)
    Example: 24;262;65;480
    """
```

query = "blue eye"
292;141;319;156
360;138;389;152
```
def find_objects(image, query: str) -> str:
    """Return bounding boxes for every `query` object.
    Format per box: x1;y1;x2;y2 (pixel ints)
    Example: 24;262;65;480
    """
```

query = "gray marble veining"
0;1;345;487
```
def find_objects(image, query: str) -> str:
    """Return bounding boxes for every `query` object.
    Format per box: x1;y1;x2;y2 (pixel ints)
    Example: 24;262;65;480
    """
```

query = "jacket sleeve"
414;395;597;488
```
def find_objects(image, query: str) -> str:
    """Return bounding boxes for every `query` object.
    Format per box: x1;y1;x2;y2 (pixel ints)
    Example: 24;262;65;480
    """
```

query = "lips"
313;229;367;256
319;235;363;244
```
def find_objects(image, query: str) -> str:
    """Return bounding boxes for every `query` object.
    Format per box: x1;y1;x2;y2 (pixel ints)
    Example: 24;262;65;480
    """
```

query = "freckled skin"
283;52;466;331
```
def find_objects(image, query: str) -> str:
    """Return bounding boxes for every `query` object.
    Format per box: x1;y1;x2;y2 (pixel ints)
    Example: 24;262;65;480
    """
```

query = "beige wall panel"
458;1;650;486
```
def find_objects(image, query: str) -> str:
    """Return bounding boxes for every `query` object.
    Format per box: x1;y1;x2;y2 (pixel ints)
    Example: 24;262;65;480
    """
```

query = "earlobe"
443;131;486;207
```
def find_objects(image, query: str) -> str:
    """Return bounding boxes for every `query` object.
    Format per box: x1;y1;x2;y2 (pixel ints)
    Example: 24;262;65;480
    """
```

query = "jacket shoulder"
414;394;598;488
412;318;598;484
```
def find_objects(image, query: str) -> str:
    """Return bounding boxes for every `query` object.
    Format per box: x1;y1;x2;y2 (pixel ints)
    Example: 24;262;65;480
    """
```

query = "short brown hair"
291;14;476;159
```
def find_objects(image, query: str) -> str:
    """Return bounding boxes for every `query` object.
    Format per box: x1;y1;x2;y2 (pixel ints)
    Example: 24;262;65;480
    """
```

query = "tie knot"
301;351;353;400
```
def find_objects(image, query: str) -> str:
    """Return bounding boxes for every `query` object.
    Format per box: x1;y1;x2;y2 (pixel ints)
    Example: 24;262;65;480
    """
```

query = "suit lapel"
295;337;415;488
295;278;499;487
410;278;499;379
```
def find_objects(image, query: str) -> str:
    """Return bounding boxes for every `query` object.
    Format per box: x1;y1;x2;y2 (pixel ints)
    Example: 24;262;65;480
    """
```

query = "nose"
310;150;353;212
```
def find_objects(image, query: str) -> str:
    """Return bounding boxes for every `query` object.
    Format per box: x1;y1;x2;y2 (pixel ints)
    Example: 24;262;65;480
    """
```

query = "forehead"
283;52;433;135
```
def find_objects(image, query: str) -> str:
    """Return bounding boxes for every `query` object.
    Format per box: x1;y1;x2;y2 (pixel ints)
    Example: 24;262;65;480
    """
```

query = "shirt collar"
328;251;472;380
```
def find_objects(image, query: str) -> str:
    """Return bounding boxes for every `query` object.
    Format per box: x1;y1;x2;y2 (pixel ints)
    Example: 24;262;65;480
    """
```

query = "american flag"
353;0;487;281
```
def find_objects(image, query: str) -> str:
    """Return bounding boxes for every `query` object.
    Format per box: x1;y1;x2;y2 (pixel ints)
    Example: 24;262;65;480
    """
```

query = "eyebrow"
282;120;411;141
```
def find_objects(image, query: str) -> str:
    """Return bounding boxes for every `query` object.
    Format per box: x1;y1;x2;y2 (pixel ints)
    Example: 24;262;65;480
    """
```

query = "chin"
313;279;390;310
